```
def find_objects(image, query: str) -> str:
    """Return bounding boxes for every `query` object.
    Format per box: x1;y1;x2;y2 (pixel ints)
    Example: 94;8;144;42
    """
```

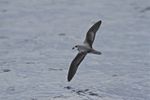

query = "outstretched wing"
67;52;87;81
84;20;102;48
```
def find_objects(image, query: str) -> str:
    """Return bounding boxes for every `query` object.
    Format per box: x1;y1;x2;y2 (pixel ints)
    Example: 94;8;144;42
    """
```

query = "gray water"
0;0;150;100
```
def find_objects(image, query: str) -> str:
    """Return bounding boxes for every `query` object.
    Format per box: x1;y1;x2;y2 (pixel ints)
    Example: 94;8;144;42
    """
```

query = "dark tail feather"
91;50;102;55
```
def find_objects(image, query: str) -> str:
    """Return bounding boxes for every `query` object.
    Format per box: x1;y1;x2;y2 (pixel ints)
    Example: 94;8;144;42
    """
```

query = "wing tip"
67;75;72;82
97;20;102;25
67;69;74;82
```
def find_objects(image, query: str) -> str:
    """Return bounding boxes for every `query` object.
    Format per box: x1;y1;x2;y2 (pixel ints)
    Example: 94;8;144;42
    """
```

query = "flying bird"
67;20;102;82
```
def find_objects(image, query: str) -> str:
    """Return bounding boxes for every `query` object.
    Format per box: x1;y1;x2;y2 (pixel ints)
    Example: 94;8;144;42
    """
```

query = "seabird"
67;20;102;82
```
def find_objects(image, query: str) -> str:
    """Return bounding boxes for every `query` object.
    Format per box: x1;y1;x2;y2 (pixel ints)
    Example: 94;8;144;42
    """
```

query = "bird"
67;20;102;82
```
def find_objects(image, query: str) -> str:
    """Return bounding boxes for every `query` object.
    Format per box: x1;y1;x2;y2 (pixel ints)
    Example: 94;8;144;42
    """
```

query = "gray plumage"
67;20;102;82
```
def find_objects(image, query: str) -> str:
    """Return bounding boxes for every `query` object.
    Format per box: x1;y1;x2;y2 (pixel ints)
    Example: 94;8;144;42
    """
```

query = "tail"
91;50;101;55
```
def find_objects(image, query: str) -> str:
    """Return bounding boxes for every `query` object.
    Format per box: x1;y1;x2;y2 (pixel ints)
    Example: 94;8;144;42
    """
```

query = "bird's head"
72;45;79;50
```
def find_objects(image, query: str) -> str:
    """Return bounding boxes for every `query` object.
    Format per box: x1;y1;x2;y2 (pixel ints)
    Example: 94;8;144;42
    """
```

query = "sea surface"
0;0;150;100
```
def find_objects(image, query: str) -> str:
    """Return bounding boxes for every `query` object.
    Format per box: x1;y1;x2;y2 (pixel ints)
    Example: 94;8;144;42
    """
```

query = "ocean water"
0;0;150;100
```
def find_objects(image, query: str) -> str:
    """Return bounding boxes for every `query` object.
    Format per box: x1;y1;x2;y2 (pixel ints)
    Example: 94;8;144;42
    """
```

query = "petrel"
67;20;102;82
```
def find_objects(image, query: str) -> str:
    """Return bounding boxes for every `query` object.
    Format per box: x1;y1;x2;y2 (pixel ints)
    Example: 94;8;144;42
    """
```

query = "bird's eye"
75;46;77;47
